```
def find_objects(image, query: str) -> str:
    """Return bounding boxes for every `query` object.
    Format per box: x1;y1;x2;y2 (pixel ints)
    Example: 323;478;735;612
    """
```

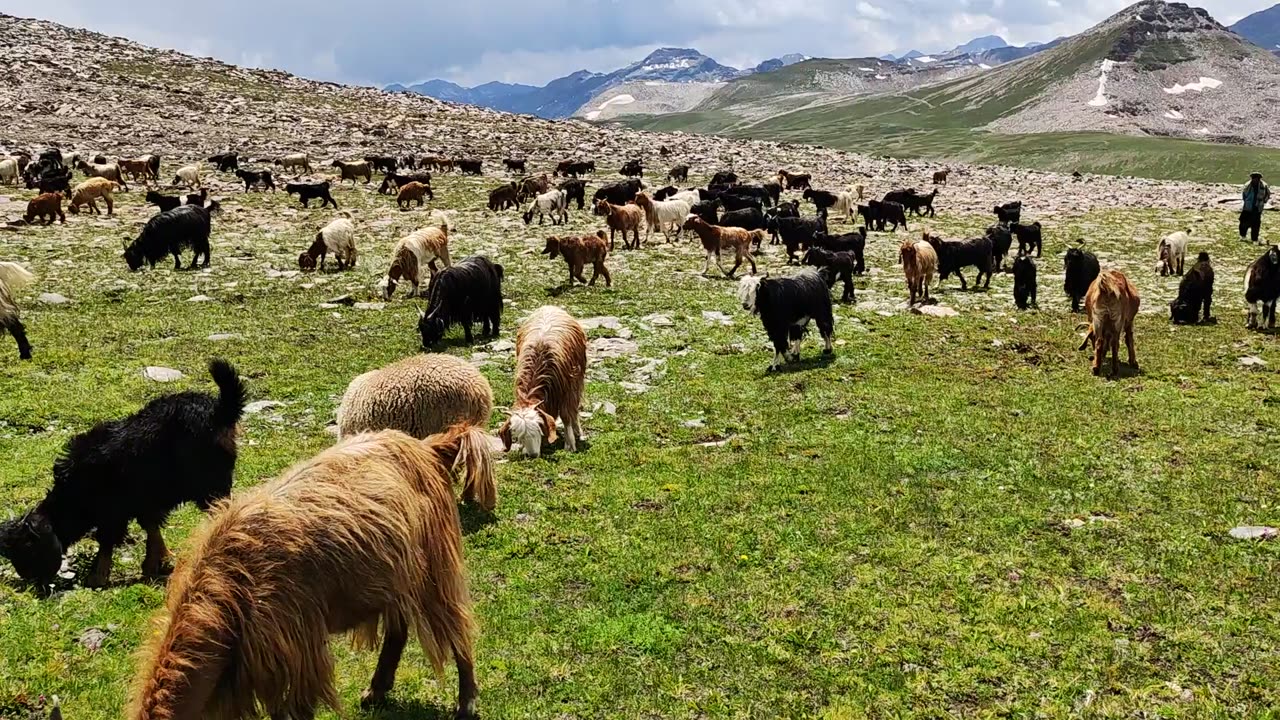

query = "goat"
1064;245;1101;313
738;271;834;371
777;170;812;191
885;188;937;218
810;228;866;274
498;306;588;457
987;223;1015;271
558;178;587;210
76;159;129;191
682;215;761;278
1080;270;1140;377
456;159;482;175
592;179;642;206
331;160;373;185
1013;252;1038;310
709;171;738;187
208;152;239;172
1011;222;1043;258
994;201;1022;225
633;191;691;242
1170;252;1213;324
418;256;504;347
128;427;488;720
768;215;826;263
299;215;357;272
1158;230;1190;277
379;172;433;196
397;182;433;210
620;159;644;178
900;238;938;306
690;200;719;225
123;203;218;271
234;168;275;192
716;192;763;213
933;169;950;185
275;153;313;176
68;177;119;215
802;247;857;302
516;174;551;203
285;181;338;209
1245;245;1280;330
145;191;182;213
522;189;569;226
503;158;527;174
543;232;611;287
668;164;689;183
118;157;156;185
384;217;453;300
23;192;65;225
488;183;519;211
857;200;908;232
172;164;202;190
0;360;243;588
923;231;994;291
0;262;34;360
364;155;399;174
594;199;644;250
554;160;594;178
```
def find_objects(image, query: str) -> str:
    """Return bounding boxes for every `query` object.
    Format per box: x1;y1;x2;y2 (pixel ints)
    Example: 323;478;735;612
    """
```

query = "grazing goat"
594;199;644;250
654;186;702;206
558;178;587;210
668;164;689;183
128;427;488;720
172;164;202;190
418;256;504;347
118;157;157;185
718;207;767;245
275;153;313;175
124;203;218;271
457;159;483;175
364;155;398;174
234;168;275;192
331;160;373;185
1080;270;1140;377
808;187;858;224
23;192;64;225
933;169;950;185
0;157;19;185
0;360;243;588
620;159;644;178
208;152;239;172
499;306;588;457
885;189;937;218
802;247;857;302
1063;245;1101;313
0;262;34;360
379;172;433;196
186;189;209;208
900;238;938;306
299;215;357;272
503;158;527;174
777;170;812;191
1245;245;1280;329
1013;252;1038;310
516;175;551;203
523;189;570;226
923;231;994;291
857;200;907;232
987;223;1015;271
634;191;691;242
738;271;834;371
145;191;182;212
554;160;595;178
810;228;867;274
68;177;118;215
709;171;738;187
1159;230;1190;277
717;192;764;212
682;215;761;278
285;181;338;209
544;232;611;287
768;215;826;263
690;200;719;225
592;179;642;206
76;159;129;191
1170;252;1213;324
488;182;519;211
994;201;1022;225
26;166;72;194
385;217;454;299
397;182;432;209
1011;222;1043;258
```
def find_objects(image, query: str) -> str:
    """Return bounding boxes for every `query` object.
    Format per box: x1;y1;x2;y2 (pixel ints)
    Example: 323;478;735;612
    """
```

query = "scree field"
1;168;1279;719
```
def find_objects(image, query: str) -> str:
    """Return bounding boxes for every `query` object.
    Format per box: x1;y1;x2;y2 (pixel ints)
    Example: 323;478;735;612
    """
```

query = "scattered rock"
1239;356;1267;368
1228;525;1278;540
142;366;184;382
353;302;385;311
580;316;623;331
77;627;110;653
186;294;214;303
642;313;674;327
682;419;705;428
324;294;356;306
619;381;649;394
911;305;959;318
206;333;241;342
324;425;340;437
37;293;70;305
243;400;285;415
592;401;617;415
488;339;515;353
590;337;640;359
702;310;734;325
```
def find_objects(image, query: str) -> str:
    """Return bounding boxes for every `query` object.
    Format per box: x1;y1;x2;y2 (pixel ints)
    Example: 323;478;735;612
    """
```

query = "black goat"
1013;252;1038;310
1170;252;1214;325
592;179;642;206
555;160;595;178
1245;245;1280;330
803;247;858;302
768;215;827;263
418;256;504;347
502;158;527;174
729;184;776;208
558;178;588;210
207;152;238;172
620;160;644;178
738;271;835;372
857;200;907;232
0;359;244;590
994;201;1023;225
1011;221;1042;257
987;223;1015;271
811;228;867;274
235;168;275;192
885;189;937;218
378;172;434;196
1063;245;1101;313
777;171;812;191
803;188;839;221
709;171;738;187
690;200;719;225
924;233;994;290
24;165;72;194
766;200;801;220
145;190;182;212
123;202;218;271
457;159;483;175
668;164;689;183
364;155;398;174
185;189;209;208
285;181;338;209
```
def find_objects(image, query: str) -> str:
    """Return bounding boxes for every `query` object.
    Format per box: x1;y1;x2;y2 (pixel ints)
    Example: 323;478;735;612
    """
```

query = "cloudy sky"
1;0;1273;88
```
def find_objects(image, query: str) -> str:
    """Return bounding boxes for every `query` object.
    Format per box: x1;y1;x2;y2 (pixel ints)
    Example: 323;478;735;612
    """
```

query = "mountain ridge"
1230;3;1280;52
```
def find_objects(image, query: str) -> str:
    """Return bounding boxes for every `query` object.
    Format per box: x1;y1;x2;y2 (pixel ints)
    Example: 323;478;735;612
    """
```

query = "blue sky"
1;0;1273;87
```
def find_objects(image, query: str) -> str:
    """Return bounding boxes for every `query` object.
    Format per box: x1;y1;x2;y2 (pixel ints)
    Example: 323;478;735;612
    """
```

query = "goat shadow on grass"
457;504;498;536
357;697;458;720
424;333;499;352
1098;363;1143;381
766;352;837;376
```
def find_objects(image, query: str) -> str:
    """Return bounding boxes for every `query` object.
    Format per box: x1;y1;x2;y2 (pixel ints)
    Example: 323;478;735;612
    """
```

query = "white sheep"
172;164;202;190
275;153;313;176
300;213;358;271
633;191;691;242
1159;230;1191;276
0;158;19;185
337;353;494;440
0;261;34;360
522;189;569;226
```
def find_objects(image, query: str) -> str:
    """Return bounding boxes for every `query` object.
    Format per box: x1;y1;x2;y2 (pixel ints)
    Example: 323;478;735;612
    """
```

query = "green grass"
2;170;1280;719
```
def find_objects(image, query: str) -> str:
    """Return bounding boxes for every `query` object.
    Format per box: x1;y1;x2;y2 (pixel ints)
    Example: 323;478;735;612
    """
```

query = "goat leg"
141;525;171;579
360;616;409;709
7;318;32;360
1125;326;1138;370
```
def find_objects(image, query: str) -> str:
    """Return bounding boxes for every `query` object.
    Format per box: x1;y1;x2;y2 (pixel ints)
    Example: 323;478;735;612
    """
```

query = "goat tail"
430;424;497;512
208;359;247;429
0;262;34;293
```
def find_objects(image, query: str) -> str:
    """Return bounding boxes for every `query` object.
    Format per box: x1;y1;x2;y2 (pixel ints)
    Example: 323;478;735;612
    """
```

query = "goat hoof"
359;690;388;710
823;348;834;356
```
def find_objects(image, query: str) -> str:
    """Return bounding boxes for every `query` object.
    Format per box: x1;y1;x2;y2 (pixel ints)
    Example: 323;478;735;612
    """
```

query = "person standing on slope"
1241;172;1271;243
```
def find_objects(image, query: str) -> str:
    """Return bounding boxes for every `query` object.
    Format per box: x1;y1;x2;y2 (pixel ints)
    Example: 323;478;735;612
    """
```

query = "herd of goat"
1;144;1279;720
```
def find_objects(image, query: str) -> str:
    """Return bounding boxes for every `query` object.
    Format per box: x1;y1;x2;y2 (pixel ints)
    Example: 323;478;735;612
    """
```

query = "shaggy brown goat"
777;170;812;191
68;177;118;215
119;158;156;185
681;215;760;278
384;219;453;299
396;181;431;209
498;306;587;458
543;232;612;287
1080;269;1140;377
129;426;490;720
24;192;65;225
516;174;551;203
932;169;950;185
899;238;938;306
593;199;644;250
331;159;373;185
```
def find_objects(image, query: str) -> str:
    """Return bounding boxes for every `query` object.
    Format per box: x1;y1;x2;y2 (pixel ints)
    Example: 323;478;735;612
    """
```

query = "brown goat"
129;426;491;720
517;174;551;202
900;237;938;305
543;232;611;287
119;158;154;185
24;192;65;225
498;306;587;458
933;169;950;185
1079;269;1140;377
681;215;761;278
68;177;118;215
593;199;644;250
397;181;431;209
384;219;453;299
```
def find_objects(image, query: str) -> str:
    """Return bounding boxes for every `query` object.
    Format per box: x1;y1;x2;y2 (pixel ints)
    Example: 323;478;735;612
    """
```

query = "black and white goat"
737;271;835;372
418;256;504;347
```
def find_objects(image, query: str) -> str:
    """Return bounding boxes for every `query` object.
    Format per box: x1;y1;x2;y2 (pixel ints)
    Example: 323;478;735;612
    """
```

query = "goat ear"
539;410;558;444
497;421;512;451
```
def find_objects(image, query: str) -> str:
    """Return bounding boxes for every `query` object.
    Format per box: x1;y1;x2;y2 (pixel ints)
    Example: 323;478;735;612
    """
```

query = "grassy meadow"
1;167;1279;719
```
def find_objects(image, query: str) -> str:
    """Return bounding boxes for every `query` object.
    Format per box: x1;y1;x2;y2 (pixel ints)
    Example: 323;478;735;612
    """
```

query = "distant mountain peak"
1230;2;1280;51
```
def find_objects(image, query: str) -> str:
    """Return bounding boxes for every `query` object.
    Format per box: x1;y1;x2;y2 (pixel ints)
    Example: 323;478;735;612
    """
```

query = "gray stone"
488;339;515;353
77;627;110;653
1239;356;1268;368
206;333;241;341
580;316;622;331
353;302;386;311
702;310;734;325
244;400;285;415
1228;526;1278;540
912;305;959;318
187;294;214;303
143;366;185;382
38;293;70;305
619;381;649;394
